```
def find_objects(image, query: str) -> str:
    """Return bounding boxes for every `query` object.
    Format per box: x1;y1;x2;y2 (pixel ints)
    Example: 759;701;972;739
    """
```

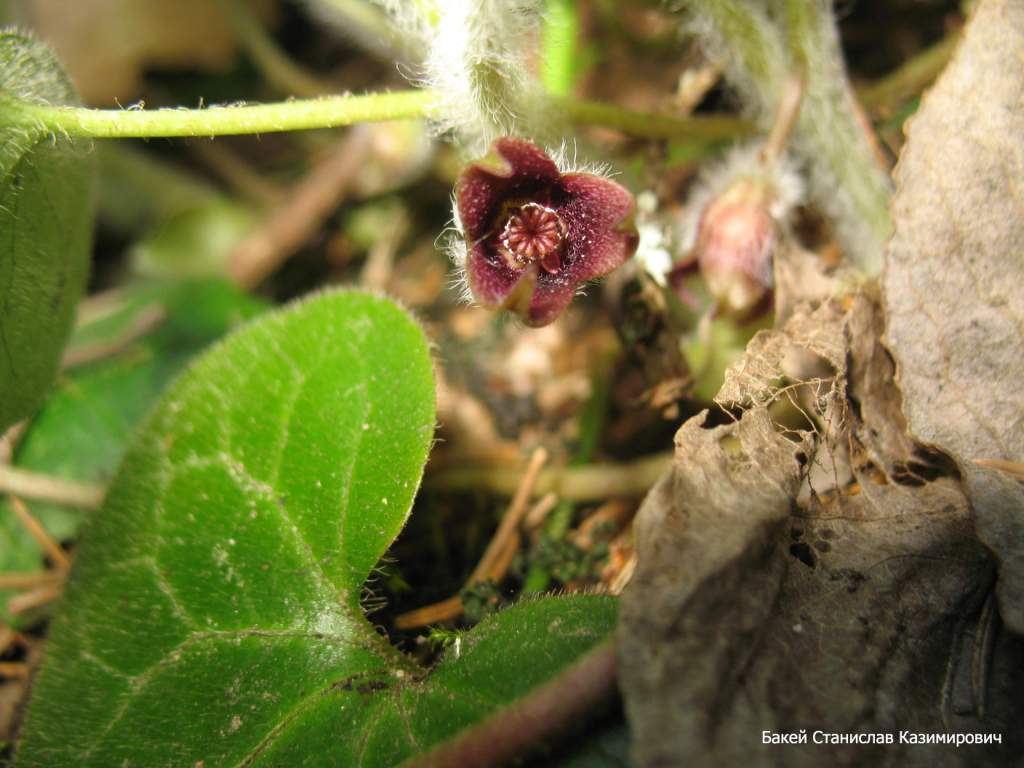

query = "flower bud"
694;176;776;315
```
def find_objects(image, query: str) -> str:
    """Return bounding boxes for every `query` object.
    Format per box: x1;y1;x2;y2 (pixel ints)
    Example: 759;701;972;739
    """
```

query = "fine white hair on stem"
424;0;563;153
548;138;614;178
321;1;563;153
669;0;891;275
442;196;476;304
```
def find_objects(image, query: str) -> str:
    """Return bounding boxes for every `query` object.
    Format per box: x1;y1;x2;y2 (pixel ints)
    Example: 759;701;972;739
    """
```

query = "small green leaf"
0;29;95;432
131;202;258;278
96;143;258;278
18;290;615;766
0;279;265;624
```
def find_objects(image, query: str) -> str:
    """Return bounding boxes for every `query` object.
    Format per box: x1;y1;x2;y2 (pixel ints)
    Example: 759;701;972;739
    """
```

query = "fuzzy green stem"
0;89;751;143
685;0;891;275
0;90;438;138
697;0;788;107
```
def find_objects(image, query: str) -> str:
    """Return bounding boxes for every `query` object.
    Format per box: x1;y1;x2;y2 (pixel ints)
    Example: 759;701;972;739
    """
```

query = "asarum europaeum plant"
451;137;639;327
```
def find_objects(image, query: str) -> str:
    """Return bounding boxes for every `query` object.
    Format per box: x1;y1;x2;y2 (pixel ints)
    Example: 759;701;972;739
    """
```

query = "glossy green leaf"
0;280;265;623
0;30;95;432
17;290;616;766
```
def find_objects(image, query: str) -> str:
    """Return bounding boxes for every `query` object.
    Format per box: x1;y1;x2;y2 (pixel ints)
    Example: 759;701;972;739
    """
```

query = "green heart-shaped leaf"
17;290;615;766
0;279;266;625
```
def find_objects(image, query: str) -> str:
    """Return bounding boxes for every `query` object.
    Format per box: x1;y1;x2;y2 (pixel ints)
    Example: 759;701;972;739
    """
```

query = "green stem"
685;0;891;275
0;90;439;138
542;0;579;97
698;0;788;110
1;89;751;143
779;0;892;275
566;99;753;141
427;453;672;502
857;33;960;112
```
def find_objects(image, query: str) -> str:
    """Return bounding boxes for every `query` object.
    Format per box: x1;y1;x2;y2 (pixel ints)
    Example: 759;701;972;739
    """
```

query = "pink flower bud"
695;177;776;315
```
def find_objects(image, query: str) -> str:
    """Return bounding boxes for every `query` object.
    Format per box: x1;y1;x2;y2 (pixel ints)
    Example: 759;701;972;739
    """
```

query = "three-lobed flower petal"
455;137;639;326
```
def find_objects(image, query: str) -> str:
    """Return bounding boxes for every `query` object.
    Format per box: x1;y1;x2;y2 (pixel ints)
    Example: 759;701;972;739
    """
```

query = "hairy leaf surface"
18;290;616;766
0;30;95;432
0;280;264;624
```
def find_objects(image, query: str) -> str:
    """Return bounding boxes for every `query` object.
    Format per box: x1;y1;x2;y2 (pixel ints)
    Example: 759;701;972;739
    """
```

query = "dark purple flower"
454;137;639;327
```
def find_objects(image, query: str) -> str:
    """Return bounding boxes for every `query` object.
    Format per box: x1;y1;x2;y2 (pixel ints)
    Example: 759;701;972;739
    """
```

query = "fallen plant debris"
620;291;1024;767
0;0;1020;765
882;0;1024;637
620;3;1024;765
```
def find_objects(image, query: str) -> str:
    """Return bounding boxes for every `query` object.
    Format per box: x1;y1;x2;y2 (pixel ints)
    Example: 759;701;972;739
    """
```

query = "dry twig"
9;497;71;571
395;449;550;630
2;498;73;617
61;305;167;370
0;466;104;510
227;126;372;288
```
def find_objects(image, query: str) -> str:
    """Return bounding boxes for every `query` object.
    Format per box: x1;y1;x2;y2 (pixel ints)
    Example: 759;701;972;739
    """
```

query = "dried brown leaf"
882;0;1024;633
620;296;1024;767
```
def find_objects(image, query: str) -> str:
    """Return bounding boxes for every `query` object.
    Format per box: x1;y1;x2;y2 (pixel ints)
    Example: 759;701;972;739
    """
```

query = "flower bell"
453;137;639;327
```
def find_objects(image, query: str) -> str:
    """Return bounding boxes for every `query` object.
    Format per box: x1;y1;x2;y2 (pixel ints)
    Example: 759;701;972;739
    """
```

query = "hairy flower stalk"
426;0;562;152
675;0;891;275
452;137;639;326
356;0;561;152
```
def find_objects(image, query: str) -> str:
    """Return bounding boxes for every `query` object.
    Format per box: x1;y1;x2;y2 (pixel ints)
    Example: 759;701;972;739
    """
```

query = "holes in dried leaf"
914;445;961;480
788;541;816;569
891;446;960;486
